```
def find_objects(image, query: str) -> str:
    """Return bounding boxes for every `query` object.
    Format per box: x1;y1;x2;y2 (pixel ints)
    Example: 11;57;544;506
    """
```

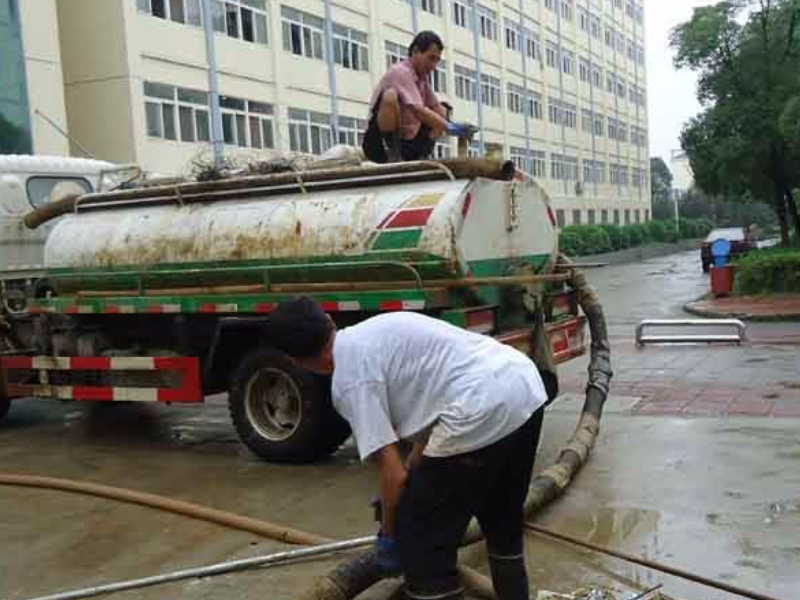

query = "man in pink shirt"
363;31;449;163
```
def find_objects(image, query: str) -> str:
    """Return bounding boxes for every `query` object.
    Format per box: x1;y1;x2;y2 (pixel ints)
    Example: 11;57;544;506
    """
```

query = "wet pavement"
1;249;799;600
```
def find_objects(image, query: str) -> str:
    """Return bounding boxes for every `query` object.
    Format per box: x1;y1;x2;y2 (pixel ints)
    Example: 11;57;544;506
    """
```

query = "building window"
614;209;620;224
478;4;498;41
579;58;590;83
572;209;582;225
610;164;630;186
551;153;579;181
625;209;631;225
337;115;367;146
332;23;369;71
601;209;608;224
544;0;555;11
452;0;470;28
288;108;332;154
561;50;574;76
588;209;596;225
434;141;452;159
418;0;442;15
548;98;576;129
430;60;448;93
144;81;212;143
385;40;405;69
645;209;650;221
560;0;573;21
578;8;589;32
590;16;601;39
583;160;606;184
281;6;324;59
480;73;501;108
545;42;558;68
219;96;275;148
137;0;203;27
581;109;592;133
509;147;546;178
455;64;477;101
604;25;613;48
635;209;641;224
556;209;565;227
504;19;519;51
591;64;602;87
593;114;604;136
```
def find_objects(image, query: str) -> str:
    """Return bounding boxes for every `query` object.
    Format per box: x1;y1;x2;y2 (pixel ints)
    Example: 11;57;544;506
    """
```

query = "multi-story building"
0;0;69;155
53;0;650;226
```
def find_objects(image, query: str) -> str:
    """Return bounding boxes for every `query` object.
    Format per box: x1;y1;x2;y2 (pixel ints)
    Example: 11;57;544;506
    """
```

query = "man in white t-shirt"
267;297;549;600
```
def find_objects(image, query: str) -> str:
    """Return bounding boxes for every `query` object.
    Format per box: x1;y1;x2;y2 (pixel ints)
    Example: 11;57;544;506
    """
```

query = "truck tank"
43;167;558;294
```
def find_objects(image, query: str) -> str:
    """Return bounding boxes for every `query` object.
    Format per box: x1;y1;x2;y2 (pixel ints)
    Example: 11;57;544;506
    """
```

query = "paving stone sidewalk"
684;293;800;320
558;381;800;418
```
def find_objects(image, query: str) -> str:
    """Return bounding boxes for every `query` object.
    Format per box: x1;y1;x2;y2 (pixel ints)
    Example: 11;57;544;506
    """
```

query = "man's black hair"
266;296;333;359
408;30;444;57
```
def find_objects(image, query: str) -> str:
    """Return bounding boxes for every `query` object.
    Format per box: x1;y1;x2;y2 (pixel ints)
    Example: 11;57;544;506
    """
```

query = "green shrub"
624;224;645;246
581;225;613;254
646;220;668;242
733;248;800;294
601;225;625;250
558;228;585;256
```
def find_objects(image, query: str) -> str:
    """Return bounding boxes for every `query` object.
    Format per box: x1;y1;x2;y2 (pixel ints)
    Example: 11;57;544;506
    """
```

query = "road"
1;249;798;600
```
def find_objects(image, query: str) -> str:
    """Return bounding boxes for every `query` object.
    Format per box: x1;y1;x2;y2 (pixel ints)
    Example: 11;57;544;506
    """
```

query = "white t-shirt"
331;312;547;461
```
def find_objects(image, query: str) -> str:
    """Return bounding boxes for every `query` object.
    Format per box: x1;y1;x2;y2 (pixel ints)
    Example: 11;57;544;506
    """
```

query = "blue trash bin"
710;238;732;267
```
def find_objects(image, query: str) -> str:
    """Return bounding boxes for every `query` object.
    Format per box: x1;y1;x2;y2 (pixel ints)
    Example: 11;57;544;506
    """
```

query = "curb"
682;297;800;322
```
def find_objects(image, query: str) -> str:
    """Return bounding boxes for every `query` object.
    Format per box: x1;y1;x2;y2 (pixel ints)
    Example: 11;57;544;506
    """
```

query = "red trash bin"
710;265;734;296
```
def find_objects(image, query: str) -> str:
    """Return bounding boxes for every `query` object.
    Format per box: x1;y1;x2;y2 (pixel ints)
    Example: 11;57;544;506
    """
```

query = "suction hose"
0;473;331;546
295;255;613;600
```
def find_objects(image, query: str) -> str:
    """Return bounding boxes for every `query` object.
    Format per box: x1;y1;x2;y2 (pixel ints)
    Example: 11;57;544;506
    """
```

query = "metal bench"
635;319;747;347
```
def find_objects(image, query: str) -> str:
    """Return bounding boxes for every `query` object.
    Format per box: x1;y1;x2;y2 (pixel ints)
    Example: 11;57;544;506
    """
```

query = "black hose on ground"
295;255;613;600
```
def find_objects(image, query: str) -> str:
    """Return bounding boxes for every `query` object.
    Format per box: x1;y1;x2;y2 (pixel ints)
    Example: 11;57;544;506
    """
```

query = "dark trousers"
396;407;545;599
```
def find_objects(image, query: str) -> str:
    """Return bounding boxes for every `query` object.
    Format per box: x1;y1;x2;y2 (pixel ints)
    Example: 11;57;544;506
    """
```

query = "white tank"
44;175;558;289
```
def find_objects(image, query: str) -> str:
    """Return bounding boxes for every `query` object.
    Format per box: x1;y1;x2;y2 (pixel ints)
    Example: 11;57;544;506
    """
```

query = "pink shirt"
369;59;440;140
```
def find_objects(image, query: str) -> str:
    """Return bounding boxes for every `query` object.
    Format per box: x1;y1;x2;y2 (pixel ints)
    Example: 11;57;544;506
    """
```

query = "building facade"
0;0;69;156
55;0;650;226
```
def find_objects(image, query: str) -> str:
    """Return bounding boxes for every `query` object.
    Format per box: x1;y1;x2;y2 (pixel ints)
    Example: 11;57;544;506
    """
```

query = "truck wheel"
228;347;350;463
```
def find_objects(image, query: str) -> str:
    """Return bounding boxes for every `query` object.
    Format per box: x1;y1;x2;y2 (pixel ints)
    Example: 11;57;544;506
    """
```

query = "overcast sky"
646;1;717;164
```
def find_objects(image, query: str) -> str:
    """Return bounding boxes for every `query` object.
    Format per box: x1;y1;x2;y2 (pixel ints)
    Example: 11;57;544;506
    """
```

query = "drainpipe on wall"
471;1;485;154
518;0;531;159
200;0;224;169
323;0;340;147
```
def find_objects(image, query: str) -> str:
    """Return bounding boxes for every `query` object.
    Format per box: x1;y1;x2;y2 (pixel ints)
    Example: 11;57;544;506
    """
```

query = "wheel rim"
244;367;302;441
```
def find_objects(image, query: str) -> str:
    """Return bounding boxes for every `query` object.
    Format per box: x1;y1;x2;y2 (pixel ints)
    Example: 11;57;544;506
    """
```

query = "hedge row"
558;218;713;256
733;248;800;294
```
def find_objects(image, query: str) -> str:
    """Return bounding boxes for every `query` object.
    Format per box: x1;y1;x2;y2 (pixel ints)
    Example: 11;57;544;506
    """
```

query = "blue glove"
374;533;402;576
446;121;475;137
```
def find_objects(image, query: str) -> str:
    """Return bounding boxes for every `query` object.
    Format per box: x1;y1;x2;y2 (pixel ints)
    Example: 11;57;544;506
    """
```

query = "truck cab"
0;155;115;311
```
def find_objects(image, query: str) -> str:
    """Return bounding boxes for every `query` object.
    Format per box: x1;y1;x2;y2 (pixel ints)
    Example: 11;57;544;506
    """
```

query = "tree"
672;0;800;246
650;157;674;220
0;112;30;154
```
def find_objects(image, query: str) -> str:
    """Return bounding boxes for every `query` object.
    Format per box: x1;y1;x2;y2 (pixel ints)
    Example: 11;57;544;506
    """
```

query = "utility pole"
200;0;224;168
323;0;339;146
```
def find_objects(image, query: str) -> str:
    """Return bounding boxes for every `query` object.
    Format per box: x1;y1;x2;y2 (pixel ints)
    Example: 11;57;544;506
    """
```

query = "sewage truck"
0;157;586;462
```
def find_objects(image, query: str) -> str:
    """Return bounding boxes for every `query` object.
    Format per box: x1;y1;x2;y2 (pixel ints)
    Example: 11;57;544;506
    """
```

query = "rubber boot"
405;576;464;600
488;554;529;600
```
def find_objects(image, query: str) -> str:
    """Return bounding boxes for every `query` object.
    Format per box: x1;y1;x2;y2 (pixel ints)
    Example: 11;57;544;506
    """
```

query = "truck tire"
228;347;350;462
0;396;9;423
